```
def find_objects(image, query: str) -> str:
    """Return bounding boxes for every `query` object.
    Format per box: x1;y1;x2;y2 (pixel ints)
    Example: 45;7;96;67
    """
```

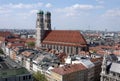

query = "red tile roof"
6;38;25;43
90;58;103;63
25;38;35;43
7;42;25;48
21;51;32;57
52;63;87;75
11;43;25;47
113;51;120;56
42;30;87;46
0;31;12;37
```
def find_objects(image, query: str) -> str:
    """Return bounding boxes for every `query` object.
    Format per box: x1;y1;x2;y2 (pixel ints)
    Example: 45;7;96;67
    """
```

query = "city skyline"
0;0;120;31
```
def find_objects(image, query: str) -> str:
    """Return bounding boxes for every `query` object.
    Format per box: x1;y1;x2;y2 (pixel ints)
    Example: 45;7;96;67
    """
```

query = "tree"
0;48;4;54
33;71;48;81
27;42;35;48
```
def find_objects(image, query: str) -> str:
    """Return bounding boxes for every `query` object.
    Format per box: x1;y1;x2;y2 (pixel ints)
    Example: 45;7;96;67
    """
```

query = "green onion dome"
45;11;51;15
37;10;44;14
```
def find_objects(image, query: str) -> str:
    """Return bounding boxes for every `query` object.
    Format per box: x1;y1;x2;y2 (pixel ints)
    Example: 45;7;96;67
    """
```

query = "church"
35;10;88;54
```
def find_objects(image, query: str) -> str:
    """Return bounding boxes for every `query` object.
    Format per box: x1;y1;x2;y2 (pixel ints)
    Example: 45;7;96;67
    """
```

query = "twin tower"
36;10;51;47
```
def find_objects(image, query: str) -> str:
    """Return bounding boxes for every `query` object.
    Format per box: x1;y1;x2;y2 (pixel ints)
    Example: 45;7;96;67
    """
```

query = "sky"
0;0;120;31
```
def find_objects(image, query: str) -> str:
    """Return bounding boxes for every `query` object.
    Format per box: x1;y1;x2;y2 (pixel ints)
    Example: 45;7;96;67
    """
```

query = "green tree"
0;48;4;54
27;42;35;48
33;71;48;81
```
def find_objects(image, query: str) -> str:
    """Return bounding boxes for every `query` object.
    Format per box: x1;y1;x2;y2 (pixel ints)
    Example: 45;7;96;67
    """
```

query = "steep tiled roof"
51;63;87;75
42;30;87;46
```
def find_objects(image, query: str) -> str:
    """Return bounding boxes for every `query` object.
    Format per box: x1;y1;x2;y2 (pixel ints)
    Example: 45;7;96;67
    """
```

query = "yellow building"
48;64;87;81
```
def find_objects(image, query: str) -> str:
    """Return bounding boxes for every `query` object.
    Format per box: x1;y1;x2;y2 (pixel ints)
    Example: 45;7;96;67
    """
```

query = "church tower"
44;11;51;30
36;10;44;47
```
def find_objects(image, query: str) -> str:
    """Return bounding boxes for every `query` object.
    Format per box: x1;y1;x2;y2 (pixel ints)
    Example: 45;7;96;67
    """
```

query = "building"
50;64;87;81
91;58;102;81
44;55;102;81
36;10;88;54
101;54;120;81
70;55;95;81
0;56;33;81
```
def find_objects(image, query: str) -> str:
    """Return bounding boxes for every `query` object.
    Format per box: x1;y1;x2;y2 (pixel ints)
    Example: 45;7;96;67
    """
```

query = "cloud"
96;0;105;4
30;9;38;14
56;4;103;12
102;8;120;17
68;4;103;10
55;4;103;17
9;3;33;9
2;2;43;9
45;3;52;8
68;4;94;10
0;7;12;14
66;13;75;16
0;2;43;16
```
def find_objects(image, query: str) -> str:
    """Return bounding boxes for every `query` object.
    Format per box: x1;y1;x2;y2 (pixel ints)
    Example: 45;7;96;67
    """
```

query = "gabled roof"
42;30;87;46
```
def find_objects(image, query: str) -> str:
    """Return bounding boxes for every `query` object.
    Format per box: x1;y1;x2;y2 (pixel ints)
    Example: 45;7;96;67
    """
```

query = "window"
29;75;31;79
76;47;78;54
67;47;69;53
37;19;39;21
19;77;20;81
5;78;7;81
23;76;25;80
113;72;116;76
40;18;43;22
37;22;40;25
71;47;72;54
26;76;28;80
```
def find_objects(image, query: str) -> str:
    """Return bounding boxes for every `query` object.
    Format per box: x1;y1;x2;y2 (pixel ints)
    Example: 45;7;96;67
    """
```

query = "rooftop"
0;31;12;37
51;63;86;75
43;30;87;46
0;56;29;78
110;62;120;74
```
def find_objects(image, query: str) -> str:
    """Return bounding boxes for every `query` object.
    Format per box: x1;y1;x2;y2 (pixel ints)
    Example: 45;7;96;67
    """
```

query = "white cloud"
56;4;103;12
66;13;75;16
45;3;52;8
55;4;103;17
96;0;104;4
8;3;33;9
1;2;43;9
0;2;43;15
0;7;12;14
102;8;120;17
30;10;38;14
71;4;94;10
